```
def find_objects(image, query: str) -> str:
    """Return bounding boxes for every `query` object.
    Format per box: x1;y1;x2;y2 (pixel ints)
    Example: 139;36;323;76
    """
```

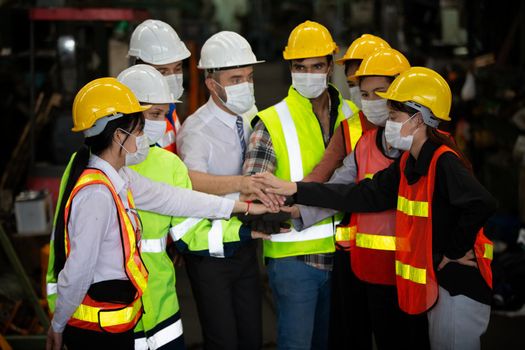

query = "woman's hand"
46;327;63;350
252;172;298;196
437;249;477;271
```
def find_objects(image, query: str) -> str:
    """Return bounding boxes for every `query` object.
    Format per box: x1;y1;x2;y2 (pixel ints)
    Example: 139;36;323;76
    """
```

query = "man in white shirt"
176;31;264;349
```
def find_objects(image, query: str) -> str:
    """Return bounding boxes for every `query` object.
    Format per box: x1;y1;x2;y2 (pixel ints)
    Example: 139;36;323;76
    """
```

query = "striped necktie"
236;116;247;159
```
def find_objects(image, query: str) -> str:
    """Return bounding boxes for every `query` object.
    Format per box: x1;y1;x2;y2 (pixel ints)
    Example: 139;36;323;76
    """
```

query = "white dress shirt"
52;155;234;332
176;97;251;175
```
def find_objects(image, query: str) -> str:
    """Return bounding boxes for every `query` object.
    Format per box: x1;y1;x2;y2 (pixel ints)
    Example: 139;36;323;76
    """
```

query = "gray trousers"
427;286;491;350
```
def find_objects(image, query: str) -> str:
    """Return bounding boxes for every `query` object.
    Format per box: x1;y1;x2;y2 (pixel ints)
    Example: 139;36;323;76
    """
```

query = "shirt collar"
88;154;127;195
206;97;238;129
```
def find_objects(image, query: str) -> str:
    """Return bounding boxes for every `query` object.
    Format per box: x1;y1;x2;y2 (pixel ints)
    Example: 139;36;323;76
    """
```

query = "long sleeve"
124;168;234;220
296;151;358;229
243;120;277;175
435;154;497;259
295;159;400;213
52;186;114;332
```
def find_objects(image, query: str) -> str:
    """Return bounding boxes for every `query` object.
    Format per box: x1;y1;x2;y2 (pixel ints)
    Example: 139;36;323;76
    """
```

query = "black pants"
329;249;373;349
329;250;430;350
184;241;262;350
63;325;134;349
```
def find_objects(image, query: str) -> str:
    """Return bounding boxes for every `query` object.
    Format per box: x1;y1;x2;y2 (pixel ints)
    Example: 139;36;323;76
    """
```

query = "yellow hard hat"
354;48;410;79
336;34;390;65
72;77;150;133
376;67;452;121
283;21;338;60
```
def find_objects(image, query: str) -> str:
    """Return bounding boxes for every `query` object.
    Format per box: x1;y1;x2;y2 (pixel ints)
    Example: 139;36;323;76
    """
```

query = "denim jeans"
267;257;332;350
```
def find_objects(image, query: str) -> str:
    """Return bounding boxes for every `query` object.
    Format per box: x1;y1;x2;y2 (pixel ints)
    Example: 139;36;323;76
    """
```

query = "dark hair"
53;112;143;277
388;100;472;171
344;59;362;77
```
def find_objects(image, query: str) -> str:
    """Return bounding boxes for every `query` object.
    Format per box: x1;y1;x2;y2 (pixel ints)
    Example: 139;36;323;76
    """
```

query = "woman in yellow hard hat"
45;78;272;350
254;67;496;350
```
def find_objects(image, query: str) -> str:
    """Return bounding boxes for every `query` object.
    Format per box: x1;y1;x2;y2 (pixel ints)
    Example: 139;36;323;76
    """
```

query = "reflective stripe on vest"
47;282;57;296
270;223;334;242
335;225;356;242
397;196;429;217
208;220;225;258
275;101;303;181
135;318;183;350
169;218;204;241
483;243;493;259
64;169;147;331
355;233;396;251
395;260;426;284
141;236;167;253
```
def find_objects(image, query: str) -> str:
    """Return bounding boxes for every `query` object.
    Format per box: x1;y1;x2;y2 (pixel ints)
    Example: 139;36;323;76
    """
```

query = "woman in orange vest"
255;67;495;350
46;78;271;350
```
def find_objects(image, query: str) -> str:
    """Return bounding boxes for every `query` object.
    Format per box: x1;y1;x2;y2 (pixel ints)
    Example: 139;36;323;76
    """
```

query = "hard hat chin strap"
404;101;440;128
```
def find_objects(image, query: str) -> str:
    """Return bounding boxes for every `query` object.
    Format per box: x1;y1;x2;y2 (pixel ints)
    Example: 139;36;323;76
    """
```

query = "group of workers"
44;18;496;350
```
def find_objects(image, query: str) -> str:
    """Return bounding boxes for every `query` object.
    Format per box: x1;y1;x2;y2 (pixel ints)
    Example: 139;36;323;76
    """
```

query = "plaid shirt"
243;86;345;271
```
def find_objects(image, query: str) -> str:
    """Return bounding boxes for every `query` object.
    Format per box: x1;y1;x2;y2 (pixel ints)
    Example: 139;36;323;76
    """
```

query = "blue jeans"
267;257;332;350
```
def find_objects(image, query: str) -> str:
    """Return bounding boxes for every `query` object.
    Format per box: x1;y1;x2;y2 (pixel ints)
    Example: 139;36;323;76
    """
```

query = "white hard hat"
198;31;264;70
117;64;180;104
128;19;191;65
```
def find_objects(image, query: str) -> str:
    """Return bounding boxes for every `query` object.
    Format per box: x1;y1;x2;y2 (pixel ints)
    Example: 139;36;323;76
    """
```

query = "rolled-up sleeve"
124;168;234;219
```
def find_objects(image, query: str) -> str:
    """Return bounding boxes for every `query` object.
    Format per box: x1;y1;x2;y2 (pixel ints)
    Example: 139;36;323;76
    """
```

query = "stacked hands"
243;173;478;271
238;172;300;239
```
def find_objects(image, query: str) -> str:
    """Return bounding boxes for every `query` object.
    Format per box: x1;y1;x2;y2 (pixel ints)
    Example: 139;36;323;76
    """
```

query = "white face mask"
361;99;389;126
116;128;150;166
348;86;362;109
144;119;166;145
384;114;418;151
214;81;255;115
292;73;327;99
165;73;184;100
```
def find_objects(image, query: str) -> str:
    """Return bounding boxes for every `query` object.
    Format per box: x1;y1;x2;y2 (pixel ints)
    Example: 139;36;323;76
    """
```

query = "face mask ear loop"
114;128;134;154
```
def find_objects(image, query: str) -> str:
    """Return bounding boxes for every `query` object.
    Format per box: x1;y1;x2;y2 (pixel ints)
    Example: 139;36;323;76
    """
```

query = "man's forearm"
188;170;242;195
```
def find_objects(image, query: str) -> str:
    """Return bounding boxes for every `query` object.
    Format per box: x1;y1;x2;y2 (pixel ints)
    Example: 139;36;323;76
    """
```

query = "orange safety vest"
350;129;396;285
335;111;375;251
63;169;148;332
158;108;180;154
395;145;493;315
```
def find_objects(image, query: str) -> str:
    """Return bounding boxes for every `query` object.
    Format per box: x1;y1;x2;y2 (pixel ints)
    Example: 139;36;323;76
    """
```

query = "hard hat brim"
197;60;265;70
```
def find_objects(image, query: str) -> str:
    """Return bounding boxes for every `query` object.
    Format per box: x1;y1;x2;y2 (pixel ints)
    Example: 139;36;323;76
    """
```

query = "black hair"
344;59;362;77
53;112;143;277
388;100;472;171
